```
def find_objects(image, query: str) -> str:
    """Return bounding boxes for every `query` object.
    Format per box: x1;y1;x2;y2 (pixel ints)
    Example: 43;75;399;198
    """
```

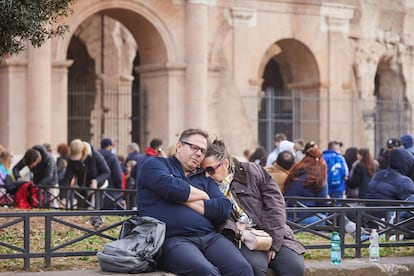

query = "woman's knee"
240;247;267;276
269;247;304;276
160;259;220;276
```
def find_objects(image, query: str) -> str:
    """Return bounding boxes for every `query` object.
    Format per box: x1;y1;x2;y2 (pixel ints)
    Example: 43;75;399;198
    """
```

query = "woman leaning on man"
201;139;305;276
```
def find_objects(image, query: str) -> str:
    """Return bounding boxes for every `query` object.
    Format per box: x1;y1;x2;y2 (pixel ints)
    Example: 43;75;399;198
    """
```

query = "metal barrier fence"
285;197;414;258
1;190;414;271
0;185;137;210
0;210;136;271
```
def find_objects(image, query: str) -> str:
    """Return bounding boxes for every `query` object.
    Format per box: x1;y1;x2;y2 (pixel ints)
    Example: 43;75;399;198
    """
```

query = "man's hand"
182;200;205;215
187;185;209;201
90;179;97;189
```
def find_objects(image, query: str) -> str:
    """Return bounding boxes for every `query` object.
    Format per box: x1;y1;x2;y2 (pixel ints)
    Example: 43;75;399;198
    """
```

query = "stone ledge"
1;257;413;276
304;257;414;276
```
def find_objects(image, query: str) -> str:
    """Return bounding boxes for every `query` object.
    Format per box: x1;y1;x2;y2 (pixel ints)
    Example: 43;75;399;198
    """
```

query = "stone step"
1;257;413;276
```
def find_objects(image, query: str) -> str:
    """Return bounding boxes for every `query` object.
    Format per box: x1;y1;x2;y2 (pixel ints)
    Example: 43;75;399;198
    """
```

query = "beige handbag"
241;229;273;251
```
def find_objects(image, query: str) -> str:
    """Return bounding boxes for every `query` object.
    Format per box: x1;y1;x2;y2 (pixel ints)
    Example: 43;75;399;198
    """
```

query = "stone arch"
54;1;176;64
258;39;320;87
258;39;320;153
51;1;180;149
374;55;408;152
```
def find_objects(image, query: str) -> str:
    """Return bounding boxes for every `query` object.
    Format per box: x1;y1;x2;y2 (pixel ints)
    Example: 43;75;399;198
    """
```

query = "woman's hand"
236;221;247;232
267;250;276;263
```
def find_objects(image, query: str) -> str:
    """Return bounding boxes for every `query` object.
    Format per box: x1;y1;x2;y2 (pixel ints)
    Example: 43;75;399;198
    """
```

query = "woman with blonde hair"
0;149;14;178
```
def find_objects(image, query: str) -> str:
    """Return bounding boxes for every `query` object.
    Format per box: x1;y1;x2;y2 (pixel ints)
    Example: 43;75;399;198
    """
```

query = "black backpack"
97;215;166;273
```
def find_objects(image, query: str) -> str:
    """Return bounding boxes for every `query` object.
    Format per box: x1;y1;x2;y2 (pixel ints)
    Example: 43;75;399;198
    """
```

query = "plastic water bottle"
330;231;341;265
369;229;380;261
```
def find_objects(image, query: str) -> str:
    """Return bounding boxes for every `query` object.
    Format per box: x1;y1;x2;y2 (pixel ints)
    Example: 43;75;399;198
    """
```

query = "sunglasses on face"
181;140;207;155
204;163;222;175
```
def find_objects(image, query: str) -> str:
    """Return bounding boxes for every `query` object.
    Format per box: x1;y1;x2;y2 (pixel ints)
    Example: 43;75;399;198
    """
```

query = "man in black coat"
99;138;123;209
13;145;58;187
12;144;59;207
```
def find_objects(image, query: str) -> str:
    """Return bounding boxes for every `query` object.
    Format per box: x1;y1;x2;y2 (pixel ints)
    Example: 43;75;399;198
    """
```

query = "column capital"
229;7;257;28
320;3;354;33
186;0;216;5
52;59;74;69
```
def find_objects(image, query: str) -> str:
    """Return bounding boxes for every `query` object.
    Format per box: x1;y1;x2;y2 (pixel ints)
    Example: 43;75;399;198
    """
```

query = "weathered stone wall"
1;0;414;156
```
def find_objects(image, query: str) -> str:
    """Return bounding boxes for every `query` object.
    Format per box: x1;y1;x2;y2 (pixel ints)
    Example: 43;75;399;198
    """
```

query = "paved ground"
1;256;414;275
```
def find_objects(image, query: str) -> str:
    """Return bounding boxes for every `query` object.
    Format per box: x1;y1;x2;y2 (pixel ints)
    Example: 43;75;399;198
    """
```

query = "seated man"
137;129;253;275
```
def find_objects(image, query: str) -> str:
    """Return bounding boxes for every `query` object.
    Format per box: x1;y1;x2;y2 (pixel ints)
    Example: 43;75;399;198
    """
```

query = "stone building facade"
0;0;413;157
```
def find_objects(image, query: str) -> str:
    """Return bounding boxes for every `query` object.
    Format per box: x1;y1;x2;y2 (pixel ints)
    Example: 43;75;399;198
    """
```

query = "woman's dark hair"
344;147;358;170
23;148;41;165
248;146;267;166
358;148;376;176
284;147;327;193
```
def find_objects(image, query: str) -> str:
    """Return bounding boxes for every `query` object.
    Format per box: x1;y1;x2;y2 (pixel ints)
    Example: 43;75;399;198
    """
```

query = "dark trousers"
158;232;253;276
239;244;305;276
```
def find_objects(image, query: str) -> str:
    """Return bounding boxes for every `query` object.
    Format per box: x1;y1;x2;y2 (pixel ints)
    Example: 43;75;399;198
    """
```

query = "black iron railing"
0;210;137;271
1;191;414;271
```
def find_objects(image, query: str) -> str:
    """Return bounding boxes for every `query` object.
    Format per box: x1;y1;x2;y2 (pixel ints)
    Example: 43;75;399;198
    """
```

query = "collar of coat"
232;158;248;185
170;155;205;177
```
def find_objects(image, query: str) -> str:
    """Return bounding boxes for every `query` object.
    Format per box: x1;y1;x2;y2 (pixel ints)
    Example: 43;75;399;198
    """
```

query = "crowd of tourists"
2;130;414;275
0;137;166;209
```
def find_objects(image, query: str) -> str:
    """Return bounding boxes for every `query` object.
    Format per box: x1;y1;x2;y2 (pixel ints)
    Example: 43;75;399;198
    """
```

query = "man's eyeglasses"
204;163;222;175
181;141;207;155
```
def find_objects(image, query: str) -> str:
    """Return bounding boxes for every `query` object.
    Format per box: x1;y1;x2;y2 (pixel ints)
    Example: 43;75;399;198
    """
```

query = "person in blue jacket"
137;128;253;276
322;141;349;199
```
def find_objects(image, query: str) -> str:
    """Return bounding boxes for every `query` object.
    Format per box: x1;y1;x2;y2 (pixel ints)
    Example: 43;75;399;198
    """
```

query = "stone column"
185;0;209;129
52;60;73;146
26;41;52;147
0;57;27;152
320;3;354;142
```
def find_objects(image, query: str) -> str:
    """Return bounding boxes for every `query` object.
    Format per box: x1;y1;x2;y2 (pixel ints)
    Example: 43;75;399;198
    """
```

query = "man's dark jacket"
12;145;58;187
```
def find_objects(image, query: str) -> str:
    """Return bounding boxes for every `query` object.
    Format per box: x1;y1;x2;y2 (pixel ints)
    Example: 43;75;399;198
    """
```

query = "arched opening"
374;57;408;154
259;39;320;153
65;6;169;151
67;36;97;142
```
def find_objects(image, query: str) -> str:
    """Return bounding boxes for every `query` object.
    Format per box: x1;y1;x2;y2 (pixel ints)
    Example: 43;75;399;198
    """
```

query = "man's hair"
328;141;339;150
150;138;163;150
274;133;287;142
23;148;41;165
276;150;295;170
178;129;209;142
128;143;140;152
294;139;305;148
